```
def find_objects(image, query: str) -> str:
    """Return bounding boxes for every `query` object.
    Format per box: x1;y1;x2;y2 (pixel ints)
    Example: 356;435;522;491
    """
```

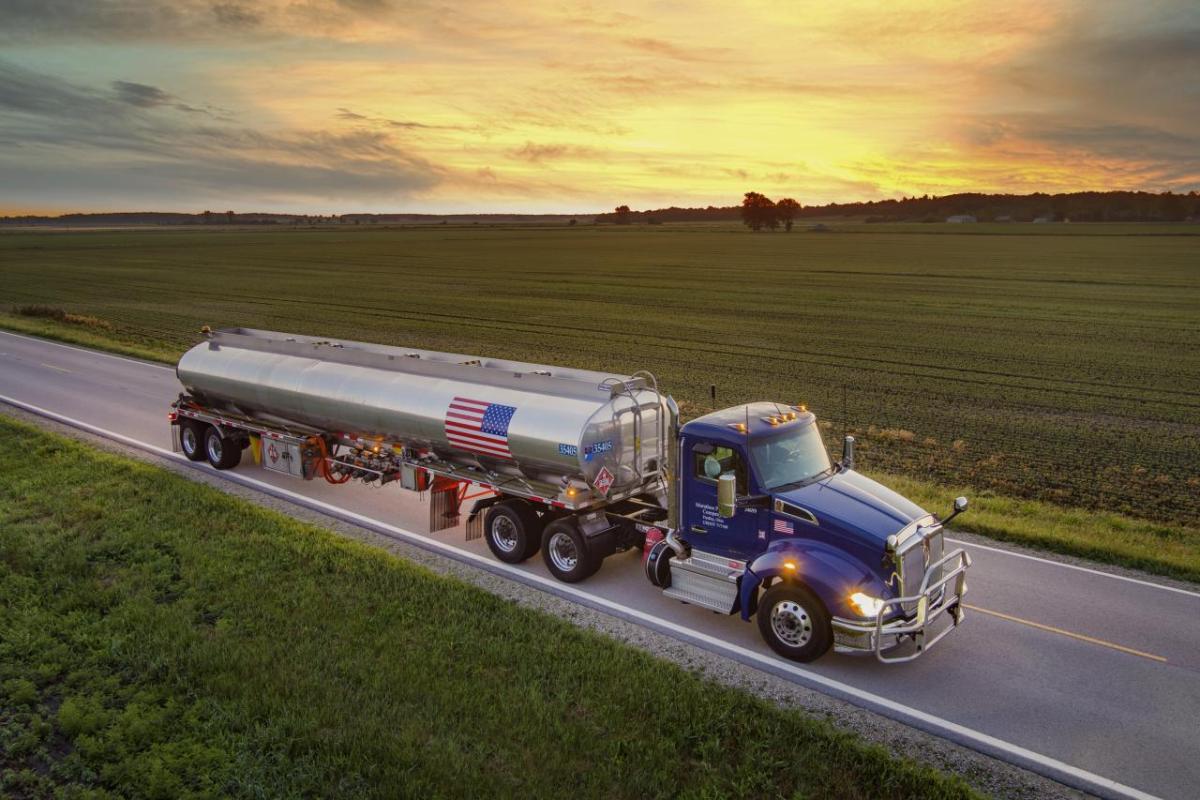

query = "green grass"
878;472;1200;583
0;311;176;363
1;223;1195;527
0;414;979;800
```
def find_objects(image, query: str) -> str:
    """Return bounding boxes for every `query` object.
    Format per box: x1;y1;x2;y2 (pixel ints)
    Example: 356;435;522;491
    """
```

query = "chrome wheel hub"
182;427;197;453
770;600;813;647
490;516;519;553
548;531;578;573
207;435;222;462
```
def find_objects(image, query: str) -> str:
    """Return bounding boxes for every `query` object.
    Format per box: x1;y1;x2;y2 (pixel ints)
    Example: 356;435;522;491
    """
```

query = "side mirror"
717;473;737;518
943;495;969;525
841;435;855;470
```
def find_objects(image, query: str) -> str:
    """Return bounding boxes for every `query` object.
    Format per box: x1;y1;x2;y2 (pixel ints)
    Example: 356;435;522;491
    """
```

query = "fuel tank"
176;328;668;495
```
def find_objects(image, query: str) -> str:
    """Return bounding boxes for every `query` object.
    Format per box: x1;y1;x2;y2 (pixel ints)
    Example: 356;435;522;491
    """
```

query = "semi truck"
170;327;971;663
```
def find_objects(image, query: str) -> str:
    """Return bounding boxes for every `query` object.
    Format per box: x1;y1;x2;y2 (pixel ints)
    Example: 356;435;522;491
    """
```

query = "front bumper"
831;548;972;663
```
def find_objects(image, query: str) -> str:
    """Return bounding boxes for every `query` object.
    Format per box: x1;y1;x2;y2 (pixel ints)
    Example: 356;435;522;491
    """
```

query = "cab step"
662;550;744;614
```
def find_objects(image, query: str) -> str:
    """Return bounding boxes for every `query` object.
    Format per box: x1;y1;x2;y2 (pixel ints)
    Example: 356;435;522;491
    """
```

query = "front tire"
757;582;832;663
179;421;206;462
483;501;542;563
541;518;599;583
204;427;242;470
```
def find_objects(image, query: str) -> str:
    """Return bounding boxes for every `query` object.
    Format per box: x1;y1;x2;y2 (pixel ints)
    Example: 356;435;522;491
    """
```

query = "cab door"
681;440;761;559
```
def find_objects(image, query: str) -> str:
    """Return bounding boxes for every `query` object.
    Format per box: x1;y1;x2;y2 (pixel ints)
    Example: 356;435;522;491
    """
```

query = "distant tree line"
0;211;581;227
593;190;1200;224
5;190;1198;228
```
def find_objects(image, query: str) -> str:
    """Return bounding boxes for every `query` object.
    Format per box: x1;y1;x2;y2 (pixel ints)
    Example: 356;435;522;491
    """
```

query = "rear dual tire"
179;421;206;462
541;518;599;583
203;426;242;470
483;501;542;563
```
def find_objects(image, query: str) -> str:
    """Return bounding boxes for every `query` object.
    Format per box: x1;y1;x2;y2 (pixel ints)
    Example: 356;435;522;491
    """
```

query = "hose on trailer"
308;436;352;484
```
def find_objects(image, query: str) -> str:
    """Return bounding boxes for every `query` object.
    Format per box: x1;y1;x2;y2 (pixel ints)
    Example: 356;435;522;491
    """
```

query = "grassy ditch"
881;473;1200;583
0;311;176;364
0;415;979;800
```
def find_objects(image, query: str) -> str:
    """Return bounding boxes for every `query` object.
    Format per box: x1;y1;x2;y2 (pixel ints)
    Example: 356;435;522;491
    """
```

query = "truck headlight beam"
849;591;885;618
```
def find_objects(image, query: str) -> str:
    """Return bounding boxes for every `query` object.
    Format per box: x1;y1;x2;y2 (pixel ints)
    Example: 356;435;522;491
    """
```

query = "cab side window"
692;444;748;495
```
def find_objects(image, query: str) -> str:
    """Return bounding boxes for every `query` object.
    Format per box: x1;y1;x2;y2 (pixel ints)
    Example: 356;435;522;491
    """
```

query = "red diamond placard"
593;466;614;496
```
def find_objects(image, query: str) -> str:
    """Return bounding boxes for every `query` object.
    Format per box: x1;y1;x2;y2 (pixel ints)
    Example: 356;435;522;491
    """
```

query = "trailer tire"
179;421;207;462
483;502;542;563
204;426;242;471
757;582;832;663
541;518;599;583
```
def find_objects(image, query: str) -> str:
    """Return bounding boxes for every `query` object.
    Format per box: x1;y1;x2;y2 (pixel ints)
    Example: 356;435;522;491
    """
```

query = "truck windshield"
749;423;833;491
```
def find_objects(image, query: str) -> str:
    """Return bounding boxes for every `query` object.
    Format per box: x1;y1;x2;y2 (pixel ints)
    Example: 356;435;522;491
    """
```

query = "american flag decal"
445;397;516;459
773;518;795;535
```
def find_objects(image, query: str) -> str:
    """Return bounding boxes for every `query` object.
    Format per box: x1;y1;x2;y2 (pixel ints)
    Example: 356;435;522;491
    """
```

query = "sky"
1;0;1197;214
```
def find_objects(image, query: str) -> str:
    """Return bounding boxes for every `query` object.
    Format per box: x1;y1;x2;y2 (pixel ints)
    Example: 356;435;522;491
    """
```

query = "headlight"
848;591;885;618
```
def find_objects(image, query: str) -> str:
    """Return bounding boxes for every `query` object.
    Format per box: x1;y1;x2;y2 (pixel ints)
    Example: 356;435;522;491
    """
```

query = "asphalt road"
2;329;1198;800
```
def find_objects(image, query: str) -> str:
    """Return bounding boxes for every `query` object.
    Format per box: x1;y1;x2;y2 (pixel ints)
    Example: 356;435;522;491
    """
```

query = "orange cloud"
1;0;1196;212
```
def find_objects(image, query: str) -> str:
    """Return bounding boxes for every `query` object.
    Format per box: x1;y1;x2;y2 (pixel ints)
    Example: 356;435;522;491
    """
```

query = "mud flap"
463;496;500;542
429;476;463;533
465;512;484;541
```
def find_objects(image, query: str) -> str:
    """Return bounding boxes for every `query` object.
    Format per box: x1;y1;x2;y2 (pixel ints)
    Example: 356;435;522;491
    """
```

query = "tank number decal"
558;443;579;456
584;440;613;456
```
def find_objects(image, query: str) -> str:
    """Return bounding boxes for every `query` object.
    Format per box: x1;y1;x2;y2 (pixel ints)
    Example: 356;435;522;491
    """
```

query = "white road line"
0;329;175;371
3;327;1195;603
0;392;1164;800
946;538;1200;600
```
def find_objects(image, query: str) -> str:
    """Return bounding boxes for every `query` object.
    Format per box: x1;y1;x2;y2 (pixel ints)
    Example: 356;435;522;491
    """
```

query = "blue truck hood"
775;469;928;546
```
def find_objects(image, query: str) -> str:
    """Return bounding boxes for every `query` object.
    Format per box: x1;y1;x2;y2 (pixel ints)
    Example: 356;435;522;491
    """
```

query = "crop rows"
1;223;1197;525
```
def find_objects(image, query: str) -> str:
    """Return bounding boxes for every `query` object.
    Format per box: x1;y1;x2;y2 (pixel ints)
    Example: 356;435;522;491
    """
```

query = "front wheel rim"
490;516;519;553
770;599;814;647
548;531;578;573
207;435;222;463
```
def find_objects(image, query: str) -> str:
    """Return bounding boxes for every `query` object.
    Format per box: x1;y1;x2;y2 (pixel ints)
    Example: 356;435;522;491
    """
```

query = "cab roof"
681;401;816;441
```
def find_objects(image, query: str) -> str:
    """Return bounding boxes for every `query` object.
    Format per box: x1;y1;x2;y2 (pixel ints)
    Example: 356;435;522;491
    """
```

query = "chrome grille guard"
833;547;971;663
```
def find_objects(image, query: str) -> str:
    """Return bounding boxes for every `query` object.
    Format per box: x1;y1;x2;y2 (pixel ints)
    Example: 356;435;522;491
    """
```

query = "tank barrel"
176;328;670;504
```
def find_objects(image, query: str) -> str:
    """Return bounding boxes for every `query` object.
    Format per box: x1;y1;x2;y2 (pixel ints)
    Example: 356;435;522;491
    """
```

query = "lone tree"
776;197;801;231
614;205;632;225
740;192;777;231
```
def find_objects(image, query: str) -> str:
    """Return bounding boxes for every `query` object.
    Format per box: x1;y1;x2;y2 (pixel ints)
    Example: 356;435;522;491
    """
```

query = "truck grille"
899;525;944;615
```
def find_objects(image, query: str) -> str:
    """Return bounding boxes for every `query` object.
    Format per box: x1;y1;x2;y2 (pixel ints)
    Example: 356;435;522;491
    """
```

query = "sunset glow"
2;0;1197;213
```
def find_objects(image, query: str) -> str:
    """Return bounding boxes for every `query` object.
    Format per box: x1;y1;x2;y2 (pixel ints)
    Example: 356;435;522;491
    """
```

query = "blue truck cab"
643;402;971;663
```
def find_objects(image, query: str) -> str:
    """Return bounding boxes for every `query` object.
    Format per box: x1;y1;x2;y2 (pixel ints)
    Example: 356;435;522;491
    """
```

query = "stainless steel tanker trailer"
171;327;971;663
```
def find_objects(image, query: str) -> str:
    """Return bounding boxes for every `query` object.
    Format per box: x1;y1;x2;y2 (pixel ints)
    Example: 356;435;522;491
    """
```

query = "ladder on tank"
602;371;667;487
